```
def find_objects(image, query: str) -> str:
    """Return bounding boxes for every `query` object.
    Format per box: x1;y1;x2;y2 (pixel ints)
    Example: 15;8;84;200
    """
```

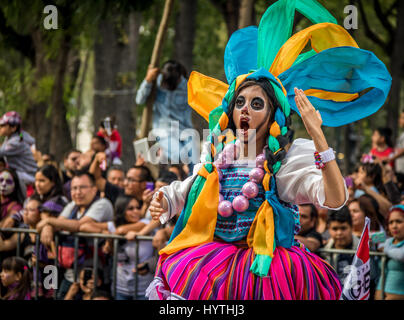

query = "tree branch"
357;0;389;53
0;8;35;64
373;0;394;38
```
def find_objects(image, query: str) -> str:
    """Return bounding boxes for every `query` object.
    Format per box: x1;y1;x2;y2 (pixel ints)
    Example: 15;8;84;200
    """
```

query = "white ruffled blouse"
158;138;348;224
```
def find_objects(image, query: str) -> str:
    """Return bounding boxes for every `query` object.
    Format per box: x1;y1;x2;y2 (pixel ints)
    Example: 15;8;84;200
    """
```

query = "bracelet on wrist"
314;148;335;169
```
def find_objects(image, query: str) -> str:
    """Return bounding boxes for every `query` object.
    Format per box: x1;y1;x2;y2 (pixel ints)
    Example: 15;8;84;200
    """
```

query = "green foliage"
193;0;227;82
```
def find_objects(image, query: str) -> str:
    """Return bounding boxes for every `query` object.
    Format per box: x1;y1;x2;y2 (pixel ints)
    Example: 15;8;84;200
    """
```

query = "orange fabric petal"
187;71;229;122
270;23;359;77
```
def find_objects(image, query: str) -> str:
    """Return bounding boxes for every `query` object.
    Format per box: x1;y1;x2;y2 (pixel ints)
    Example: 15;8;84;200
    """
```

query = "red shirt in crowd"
370;147;395;167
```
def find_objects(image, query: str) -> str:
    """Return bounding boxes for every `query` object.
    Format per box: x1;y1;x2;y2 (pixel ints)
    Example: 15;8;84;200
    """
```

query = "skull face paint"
0;171;15;196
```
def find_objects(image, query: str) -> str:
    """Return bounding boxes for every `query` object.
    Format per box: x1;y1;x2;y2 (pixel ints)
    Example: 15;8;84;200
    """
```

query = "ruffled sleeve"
158;140;211;224
275;138;348;210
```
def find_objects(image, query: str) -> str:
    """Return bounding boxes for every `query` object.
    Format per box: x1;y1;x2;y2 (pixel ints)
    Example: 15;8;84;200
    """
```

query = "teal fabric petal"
257;0;296;70
257;0;337;70
278;46;392;127
295;0;337;24
250;254;272;277
224;26;258;84
208;105;224;132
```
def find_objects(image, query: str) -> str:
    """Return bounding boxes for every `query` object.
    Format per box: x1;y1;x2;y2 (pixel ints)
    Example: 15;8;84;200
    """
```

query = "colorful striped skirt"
146;242;342;300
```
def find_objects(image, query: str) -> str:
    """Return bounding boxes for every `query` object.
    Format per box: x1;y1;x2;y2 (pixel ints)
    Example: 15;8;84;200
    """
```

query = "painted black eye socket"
251;97;265;110
235;96;245;109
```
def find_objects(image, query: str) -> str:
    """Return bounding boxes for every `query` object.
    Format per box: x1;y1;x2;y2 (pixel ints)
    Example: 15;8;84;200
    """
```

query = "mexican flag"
340;217;371;300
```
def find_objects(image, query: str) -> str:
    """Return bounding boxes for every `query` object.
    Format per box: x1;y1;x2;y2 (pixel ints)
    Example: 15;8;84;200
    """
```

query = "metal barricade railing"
317;247;388;300
0;228;154;300
1;228;390;300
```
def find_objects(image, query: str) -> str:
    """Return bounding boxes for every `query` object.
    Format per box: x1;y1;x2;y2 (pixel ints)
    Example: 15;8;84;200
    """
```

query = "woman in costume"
146;0;391;300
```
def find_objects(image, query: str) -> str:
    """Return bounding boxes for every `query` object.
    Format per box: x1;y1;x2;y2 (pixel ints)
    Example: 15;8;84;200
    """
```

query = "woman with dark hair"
348;194;385;238
0;168;24;227
0;256;32;300
354;162;393;217
148;71;348;300
145;0;391;301
99;195;154;300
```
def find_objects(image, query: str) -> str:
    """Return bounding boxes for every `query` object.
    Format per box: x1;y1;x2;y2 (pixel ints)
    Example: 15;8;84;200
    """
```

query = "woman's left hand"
294;88;323;139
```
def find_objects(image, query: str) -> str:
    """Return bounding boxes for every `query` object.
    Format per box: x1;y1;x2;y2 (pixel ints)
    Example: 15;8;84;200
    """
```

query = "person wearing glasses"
36;171;113;299
89;152;154;216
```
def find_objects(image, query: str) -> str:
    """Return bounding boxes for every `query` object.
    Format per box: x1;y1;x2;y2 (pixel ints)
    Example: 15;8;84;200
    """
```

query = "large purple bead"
249;167;265;184
242;181;259;199
232;195;249;212
256;153;266;168
215;153;231;169
219;193;224;203
218;200;233;217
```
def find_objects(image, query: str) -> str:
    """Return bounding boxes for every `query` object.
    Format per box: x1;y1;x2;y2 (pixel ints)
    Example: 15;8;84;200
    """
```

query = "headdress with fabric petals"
160;0;391;277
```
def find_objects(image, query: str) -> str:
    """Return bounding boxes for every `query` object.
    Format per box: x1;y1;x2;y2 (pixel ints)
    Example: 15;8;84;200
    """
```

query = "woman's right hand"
149;191;168;221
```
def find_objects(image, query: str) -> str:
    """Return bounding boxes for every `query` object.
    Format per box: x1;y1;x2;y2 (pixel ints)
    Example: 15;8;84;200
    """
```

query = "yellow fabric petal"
187;71;229;122
247;200;275;257
218;112;229;131
270;23;359;77
235;73;251;91
159;165;219;255
304;89;359;102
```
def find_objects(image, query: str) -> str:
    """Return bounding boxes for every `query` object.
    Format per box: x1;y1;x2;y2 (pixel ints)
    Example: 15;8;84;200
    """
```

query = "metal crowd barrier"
1;228;390;300
0;228;154;300
318;247;388;299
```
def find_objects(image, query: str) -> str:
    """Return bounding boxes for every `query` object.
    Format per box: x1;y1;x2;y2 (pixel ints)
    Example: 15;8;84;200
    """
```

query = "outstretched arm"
294;88;346;208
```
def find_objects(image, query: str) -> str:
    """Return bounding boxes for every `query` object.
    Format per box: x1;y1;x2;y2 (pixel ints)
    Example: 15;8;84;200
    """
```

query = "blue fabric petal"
279;46;392;127
224;26;258;84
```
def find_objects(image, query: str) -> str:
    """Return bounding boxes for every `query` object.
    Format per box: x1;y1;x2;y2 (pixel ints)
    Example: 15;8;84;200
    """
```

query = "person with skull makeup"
0;168;24;228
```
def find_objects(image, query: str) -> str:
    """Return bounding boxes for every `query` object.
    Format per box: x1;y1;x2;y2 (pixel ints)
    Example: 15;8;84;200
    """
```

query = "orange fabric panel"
187;71;229;122
159;165;220;255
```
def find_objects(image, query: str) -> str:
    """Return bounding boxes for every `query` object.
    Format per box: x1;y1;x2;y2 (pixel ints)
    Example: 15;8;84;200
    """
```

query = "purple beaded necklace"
215;141;266;217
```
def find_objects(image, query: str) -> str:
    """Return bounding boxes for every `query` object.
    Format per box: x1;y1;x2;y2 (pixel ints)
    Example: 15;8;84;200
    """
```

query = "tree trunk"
93;12;141;170
238;0;255;29
174;0;197;76
73;50;90;147
49;34;73;161
23;30;52;154
173;0;206;139
386;0;404;139
210;0;240;38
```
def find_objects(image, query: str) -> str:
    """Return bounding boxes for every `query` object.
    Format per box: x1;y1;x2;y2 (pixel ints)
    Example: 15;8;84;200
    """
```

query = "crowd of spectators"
0;105;403;301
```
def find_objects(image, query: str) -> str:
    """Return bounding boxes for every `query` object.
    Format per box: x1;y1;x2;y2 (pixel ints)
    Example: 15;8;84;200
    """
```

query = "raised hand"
149;191;168;221
294;88;323;139
145;66;159;83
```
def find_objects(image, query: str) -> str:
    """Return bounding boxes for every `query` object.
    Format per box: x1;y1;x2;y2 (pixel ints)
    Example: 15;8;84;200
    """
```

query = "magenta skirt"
146;242;342;300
